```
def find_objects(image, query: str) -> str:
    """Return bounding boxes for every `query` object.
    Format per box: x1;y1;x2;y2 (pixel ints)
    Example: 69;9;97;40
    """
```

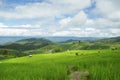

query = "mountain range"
0;36;104;44
0;36;120;60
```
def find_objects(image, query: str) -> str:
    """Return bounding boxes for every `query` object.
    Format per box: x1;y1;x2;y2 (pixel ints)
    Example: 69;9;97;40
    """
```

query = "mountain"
0;36;120;60
0;36;27;44
79;36;120;50
0;49;25;60
0;36;104;44
0;38;53;51
95;36;120;44
16;38;52;44
44;36;103;43
59;39;80;43
26;36;120;54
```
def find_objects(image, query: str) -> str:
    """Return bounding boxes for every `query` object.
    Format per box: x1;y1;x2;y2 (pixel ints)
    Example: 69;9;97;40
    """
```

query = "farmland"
0;50;120;80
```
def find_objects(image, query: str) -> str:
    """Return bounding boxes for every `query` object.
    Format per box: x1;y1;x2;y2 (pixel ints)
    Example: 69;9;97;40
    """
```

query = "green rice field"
0;50;120;80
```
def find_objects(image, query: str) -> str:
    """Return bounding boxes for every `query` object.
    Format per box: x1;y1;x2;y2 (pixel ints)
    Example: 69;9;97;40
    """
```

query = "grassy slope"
0;50;120;80
0;38;53;51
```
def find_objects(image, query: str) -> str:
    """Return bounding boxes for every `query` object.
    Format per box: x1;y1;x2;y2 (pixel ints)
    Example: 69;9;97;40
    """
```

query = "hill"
44;36;103;43
59;39;80;43
0;49;25;60
0;36;27;44
16;38;53;44
25;36;120;54
95;36;120;44
0;50;120;80
0;36;120;59
0;36;103;44
0;38;53;51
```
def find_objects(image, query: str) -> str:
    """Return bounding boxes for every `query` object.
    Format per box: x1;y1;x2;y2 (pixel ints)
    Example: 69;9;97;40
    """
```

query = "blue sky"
0;0;120;37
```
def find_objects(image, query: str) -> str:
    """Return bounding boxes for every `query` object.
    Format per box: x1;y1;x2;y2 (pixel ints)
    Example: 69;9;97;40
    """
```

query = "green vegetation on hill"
0;50;120;80
96;36;120;44
0;38;53;51
16;38;52;43
0;49;25;60
0;36;120;60
0;37;120;79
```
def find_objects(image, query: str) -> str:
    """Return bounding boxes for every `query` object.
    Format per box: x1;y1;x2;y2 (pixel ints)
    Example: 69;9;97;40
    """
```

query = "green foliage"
0;38;53;51
0;37;120;57
96;36;120;44
0;50;120;80
0;49;27;60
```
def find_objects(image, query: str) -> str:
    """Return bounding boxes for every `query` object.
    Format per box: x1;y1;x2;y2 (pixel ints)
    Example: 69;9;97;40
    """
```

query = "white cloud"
52;28;99;37
0;23;8;27
59;17;71;27
69;11;87;27
19;24;32;28
0;0;120;37
94;18;120;28
51;0;91;14
0;22;120;37
0;23;42;36
88;0;120;35
86;19;94;25
59;11;87;27
110;29;120;36
0;3;59;19
0;0;91;19
52;27;120;37
52;31;71;36
95;0;120;20
0;28;28;36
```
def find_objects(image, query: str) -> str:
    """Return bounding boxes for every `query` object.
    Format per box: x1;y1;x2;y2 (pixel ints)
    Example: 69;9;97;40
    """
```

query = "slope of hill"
0;50;120;80
45;36;103;43
59;39;80;43
16;38;52;44
0;36;103;44
13;37;120;54
0;38;53;51
0;49;25;60
96;36;120;44
0;36;26;44
0;36;120;59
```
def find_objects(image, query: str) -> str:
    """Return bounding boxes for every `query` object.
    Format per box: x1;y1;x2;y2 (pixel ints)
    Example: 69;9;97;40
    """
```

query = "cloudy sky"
0;0;120;37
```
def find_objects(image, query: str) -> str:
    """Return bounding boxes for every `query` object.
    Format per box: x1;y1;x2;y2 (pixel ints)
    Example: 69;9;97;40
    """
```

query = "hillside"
95;36;120;44
0;49;25;60
16;38;53;44
0;36;120;60
0;38;53;51
44;36;103;42
0;50;120;80
0;36;103;44
25;36;120;54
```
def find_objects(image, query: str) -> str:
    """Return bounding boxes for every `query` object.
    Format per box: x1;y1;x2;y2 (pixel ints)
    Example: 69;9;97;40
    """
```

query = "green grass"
0;50;120;80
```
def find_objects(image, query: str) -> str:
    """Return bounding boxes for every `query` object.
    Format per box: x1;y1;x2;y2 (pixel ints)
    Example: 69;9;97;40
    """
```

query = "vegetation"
0;49;27;60
0;36;120;80
0;38;53;51
0;37;120;59
0;50;120;80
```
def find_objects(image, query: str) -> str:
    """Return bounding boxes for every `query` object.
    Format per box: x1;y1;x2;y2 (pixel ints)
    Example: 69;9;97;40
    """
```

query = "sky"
0;0;120;37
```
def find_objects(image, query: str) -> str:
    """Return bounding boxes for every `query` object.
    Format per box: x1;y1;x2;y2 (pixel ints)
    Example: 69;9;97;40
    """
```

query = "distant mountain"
0;36;104;44
59;39;80;43
0;36;27;44
16;38;52;44
0;38;53;51
96;36;120;44
36;36;120;53
44;36;103;43
0;36;120;60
